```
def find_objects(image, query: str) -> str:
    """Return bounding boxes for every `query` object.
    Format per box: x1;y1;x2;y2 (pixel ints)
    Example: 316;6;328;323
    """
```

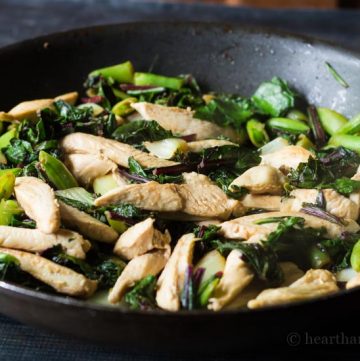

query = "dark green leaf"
124;275;157;310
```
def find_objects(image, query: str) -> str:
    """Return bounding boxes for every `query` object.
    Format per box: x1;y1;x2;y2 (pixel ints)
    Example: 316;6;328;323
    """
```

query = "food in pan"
0;60;360;311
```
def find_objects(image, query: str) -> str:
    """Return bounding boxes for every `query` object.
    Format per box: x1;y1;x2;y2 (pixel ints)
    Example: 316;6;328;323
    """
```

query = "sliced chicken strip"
131;102;241;142
60;132;177;169
94;181;183;212
59;201;118;243
220;211;360;241
230;165;285;195
114;218;171;260
7;91;78;121
208;250;254;311
241;194;281;211
281;189;359;220
0;226;90;259
177;172;245;220
108;248;170;304
280;262;304;286
156;233;198;311
14;176;60;234
260;145;313;174
0;247;97;297
187;139;237;153
248;269;338;309
64;153;117;186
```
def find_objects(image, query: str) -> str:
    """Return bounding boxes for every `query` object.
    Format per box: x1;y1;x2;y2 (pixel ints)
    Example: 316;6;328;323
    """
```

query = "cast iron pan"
0;23;360;353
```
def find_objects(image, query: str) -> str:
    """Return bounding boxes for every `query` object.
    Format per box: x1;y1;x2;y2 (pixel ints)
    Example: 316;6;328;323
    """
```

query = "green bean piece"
328;134;360;154
317;107;348;135
39;151;78;190
0;199;23;226
134;72;184;91
286;109;308;123
351;240;360;272
246;119;269;148
308;245;332;269
90;61;134;83
0;128;17;149
267;117;310;134
296;134;315;150
0;173;15;200
112;97;137;117
336;113;360;135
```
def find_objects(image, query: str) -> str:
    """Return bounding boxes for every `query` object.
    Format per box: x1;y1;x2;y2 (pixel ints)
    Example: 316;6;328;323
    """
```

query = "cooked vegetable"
111;97;137;117
134;72;184;91
144;138;188;159
317;108;348;135
350;240;360;272
246;119;269;148
267;117;310;135
93;174;119;196
335;113;360;135
90;61;134;83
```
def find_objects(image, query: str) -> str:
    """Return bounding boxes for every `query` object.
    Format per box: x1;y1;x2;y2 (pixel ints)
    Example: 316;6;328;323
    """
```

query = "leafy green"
124;275;157;310
194;95;253;131
112;120;173;145
251;77;295;117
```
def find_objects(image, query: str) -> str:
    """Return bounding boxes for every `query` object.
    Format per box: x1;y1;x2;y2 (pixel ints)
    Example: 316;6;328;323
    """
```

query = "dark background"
0;0;360;360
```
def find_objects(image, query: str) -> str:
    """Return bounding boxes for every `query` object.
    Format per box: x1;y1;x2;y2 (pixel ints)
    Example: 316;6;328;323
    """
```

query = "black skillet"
0;23;360;353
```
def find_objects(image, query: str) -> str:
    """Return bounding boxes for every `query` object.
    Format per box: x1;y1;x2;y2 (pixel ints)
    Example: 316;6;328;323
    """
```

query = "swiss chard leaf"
251;77;295;117
124;275;157;310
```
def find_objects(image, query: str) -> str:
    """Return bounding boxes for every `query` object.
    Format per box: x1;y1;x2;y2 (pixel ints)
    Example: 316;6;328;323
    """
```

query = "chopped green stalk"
350;240;360;272
105;211;128;234
325;62;349;88
112;87;130;100
198;274;221;307
246;119;269;148
286;109;308;123
267;117;310;134
39;151;78;190
328;134;360;154
296;134;315;150
111;97;137;116
336;113;360;135
308;244;331;269
77;103;105;116
317;108;348;135
0;199;23;225
0;173;15;200
90;61;134;83
134;72;184;90
0;128;17;149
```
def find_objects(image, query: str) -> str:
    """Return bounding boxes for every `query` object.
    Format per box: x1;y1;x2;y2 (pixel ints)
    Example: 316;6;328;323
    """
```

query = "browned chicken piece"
177;172;245;220
208;250;254;311
156;233;198;311
6;91;78;121
0;247;97;297
220;211;360;241
14;177;60;234
113;218;171;260
230;165;285;195
131;102;241;142
187;139;237;153
59;201;118;243
64;153;117;186
260;146;313;173
0;226;90;259
94;181;183;212
241;194;281;211
281;188;359;220
248;269;338;309
60;132;178;169
0;112;14;121
108;248;170;304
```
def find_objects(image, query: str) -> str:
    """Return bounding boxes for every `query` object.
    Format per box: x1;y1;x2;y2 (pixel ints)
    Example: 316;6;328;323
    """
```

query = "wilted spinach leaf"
124;275;157;310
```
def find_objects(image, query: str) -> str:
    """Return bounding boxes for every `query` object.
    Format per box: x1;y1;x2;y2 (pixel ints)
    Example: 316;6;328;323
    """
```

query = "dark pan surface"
0;22;360;353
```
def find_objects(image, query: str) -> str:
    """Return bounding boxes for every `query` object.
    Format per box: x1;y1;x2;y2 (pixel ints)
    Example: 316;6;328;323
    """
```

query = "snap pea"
328;134;360;154
246;119;269;148
317;107;348;135
296;134;315;150
267;117;310;134
112;97;137;117
90;60;134;83
286;109;308;123
0;173;15;200
336;113;360;135
39;151;78;190
134;72;184;91
350;240;360;272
